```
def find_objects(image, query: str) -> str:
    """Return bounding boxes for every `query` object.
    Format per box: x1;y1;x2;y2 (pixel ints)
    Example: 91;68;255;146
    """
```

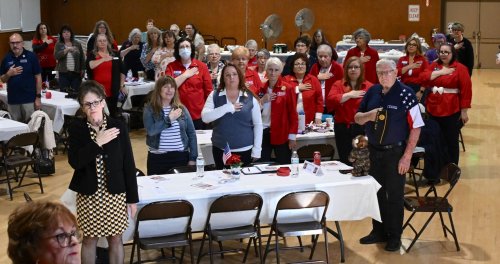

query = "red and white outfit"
327;80;373;124
344;46;379;84
309;61;343;108
165;59;213;120
396;54;429;86
245;68;263;95
283;74;323;124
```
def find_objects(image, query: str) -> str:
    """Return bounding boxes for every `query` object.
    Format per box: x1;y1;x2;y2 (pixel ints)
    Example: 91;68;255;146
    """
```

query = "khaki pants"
8;103;34;123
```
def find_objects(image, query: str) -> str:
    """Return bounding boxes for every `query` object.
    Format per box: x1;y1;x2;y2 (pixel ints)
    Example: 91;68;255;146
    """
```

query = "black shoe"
359;231;387;244
385;239;402;251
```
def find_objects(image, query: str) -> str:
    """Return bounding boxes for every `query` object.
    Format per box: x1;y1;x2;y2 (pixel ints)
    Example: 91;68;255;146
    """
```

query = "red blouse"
92;55;113;97
327;80;373;124
245;68;263;95
344;46;379;84
396;54;429;85
283;74;323;124
309;61;344;104
32;36;57;68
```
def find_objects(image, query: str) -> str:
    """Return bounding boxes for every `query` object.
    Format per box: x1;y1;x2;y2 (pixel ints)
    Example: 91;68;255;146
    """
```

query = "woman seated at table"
152;30;176;80
166;37;212;130
205;43;225;90
283;53;323;124
344;28;379;84
231;46;263;95
140;26;162;81
54;24;85;93
119;28;144;78
397;37;429;98
86;33;126;118
32;22;57;82
260;57;298;164
8;201;81;264
420;43;472;165
202;63;263;169
327;56;372;165
256;49;270;83
86;20;118;56
143;76;197;175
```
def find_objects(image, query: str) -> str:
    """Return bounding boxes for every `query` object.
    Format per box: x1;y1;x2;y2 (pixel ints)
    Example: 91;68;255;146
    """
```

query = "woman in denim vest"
143;76;198;175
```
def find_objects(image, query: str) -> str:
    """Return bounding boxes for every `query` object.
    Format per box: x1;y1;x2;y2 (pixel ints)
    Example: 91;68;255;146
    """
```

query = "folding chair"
263;190;331;264
1;132;43;200
403;163;461;252
297;144;335;163
407;149;425;197
136;168;146;177
130;200;195;264
197;193;263;264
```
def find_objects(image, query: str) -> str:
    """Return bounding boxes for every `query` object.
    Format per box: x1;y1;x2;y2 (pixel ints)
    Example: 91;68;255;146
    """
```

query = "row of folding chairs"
130;190;336;264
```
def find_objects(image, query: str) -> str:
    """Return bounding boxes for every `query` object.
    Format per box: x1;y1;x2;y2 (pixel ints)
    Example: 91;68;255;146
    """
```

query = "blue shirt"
358;81;419;145
0;49;41;104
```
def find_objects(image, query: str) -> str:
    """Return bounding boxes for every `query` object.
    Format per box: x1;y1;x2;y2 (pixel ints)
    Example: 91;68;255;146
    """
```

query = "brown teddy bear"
348;135;370;176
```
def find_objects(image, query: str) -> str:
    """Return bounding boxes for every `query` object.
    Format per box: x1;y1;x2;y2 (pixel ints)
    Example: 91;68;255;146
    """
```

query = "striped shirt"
66;51;75;72
155;106;184;153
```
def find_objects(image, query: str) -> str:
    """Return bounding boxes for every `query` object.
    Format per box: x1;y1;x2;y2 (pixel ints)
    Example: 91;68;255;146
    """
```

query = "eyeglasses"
9;41;22;45
376;70;394;76
49;229;83;248
208;53;220;56
348;66;361;71
296;44;307;48
439;50;451;55
294;63;306;67
408;43;418;47
83;99;103;109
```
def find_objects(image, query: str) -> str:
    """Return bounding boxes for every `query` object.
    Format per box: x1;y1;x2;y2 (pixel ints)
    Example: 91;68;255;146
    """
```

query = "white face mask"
179;48;191;59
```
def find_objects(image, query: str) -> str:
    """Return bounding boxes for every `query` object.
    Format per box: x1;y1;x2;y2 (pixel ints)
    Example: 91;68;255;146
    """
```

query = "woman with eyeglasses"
143;76;198;174
283;52;323;125
86;20;118;57
396;37;429;98
205;43;226;90
421;43;472;165
231;46;263;95
8;201;82;264
327;56;372;165
68;80;138;263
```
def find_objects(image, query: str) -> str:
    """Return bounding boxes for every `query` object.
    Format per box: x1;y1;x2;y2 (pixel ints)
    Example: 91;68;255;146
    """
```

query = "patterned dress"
76;118;128;237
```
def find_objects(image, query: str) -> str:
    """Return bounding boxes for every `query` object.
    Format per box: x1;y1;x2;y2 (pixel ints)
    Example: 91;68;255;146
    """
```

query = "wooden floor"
1;69;499;264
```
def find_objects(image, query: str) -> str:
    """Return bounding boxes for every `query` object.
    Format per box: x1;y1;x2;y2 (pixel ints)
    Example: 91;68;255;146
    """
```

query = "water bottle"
196;155;205;178
291;151;299;178
126;70;133;82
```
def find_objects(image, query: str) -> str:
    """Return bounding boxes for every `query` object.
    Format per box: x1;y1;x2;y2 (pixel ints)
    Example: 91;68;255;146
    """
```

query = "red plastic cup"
45;91;52;99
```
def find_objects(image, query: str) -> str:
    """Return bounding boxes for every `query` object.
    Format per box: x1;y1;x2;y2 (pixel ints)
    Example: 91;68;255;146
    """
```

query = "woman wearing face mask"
166;37;213;130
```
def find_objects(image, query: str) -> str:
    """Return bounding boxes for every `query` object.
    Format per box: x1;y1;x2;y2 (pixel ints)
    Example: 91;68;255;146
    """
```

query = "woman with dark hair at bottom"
8;201;82;264
68;80;138;264
143;76;198;175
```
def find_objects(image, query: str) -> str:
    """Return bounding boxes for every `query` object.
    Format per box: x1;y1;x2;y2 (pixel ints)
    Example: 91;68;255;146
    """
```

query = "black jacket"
68;117;138;203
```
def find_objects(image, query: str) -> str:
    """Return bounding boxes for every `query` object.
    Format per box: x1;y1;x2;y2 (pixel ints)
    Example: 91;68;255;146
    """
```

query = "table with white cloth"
0;117;29;141
0;90;80;133
196;129;338;165
220;51;293;63
336;50;406;64
122;81;155;110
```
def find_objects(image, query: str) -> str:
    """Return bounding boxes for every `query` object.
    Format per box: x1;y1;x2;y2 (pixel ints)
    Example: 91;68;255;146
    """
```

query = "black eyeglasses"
83;99;103;109
439;51;451;55
49;229;83;248
294;63;306;67
348;66;361;70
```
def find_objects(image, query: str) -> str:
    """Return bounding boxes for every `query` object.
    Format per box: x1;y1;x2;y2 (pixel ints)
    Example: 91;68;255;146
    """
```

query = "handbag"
32;148;55;175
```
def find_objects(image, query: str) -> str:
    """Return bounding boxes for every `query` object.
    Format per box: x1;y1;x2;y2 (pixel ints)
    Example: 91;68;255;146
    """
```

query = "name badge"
276;91;286;97
113;57;119;60
173;70;182;77
402;61;408;65
20;59;28;63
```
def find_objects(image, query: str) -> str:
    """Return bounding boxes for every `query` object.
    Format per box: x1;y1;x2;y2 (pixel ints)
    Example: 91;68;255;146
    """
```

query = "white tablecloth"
220;51;293;63
122;82;155;110
0;117;29;141
196;129;337;165
0;90;79;133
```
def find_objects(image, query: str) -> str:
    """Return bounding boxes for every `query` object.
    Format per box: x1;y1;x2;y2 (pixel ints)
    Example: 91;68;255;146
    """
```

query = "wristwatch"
36;93;42;98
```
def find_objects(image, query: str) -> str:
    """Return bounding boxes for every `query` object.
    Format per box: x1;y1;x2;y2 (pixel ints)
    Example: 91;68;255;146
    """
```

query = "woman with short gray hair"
245;39;258;70
119;28;144;78
256;49;270;83
344;28;379;83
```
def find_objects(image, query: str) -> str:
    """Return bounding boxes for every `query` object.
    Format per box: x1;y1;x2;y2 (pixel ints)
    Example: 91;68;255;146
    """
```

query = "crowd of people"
1;18;476;261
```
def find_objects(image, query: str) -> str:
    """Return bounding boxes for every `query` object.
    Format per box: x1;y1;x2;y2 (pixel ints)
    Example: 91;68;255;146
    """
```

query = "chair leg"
218;241;224;259
208;234;215;264
129;239;136;264
448;212;460;251
189;231;195;264
4;167;14;200
324;226;330;264
459;130;466;152
309;235;319;260
402;211;417;231
263;229;274;262
257;226;263;264
242;237;253;263
196;232;207;264
36;168;44;194
297;236;304;252
274;230;280;264
438;211;447;237
334;221;345;263
180;246;186;263
406;211;437;252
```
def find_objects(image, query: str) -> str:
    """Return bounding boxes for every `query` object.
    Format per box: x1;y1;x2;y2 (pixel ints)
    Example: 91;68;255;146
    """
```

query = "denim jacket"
143;104;198;161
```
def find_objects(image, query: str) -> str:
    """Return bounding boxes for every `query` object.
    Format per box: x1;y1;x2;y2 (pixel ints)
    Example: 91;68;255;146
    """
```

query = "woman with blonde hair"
140;26;163;80
143;76;198;175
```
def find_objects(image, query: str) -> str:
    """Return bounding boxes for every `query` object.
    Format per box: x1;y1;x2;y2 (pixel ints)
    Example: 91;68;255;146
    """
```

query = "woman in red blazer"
396;37;429;98
260;57;298;164
284;53;323;124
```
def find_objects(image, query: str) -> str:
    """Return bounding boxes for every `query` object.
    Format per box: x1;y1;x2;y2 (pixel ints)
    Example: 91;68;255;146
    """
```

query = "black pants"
192;119;207;130
260;128;291;165
145;69;155;81
147;151;189;175
369;145;406;240
212;147;252;170
429;112;461;165
41;67;56;82
334;123;364;165
105;96;119;118
58;71;82;92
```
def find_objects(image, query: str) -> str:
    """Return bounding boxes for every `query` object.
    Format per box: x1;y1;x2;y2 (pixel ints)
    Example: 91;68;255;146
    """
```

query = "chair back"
137;200;193;222
210;193;263;213
440;163;461;198
276;190;330;210
297;144;335;161
5;132;39;150
136;168;146;177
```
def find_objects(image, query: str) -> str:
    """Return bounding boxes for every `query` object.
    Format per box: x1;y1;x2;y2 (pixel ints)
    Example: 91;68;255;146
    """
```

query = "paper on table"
191;182;218;190
321;161;353;171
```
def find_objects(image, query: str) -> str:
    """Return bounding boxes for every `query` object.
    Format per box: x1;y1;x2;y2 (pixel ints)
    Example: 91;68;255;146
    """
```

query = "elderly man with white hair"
355;59;423;252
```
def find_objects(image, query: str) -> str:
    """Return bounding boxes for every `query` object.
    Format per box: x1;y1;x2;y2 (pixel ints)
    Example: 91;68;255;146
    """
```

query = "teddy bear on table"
348;135;370;176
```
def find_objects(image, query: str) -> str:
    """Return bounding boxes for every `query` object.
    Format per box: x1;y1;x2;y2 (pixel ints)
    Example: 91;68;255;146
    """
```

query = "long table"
196;129;338;165
0;117;29;141
122;81;155;110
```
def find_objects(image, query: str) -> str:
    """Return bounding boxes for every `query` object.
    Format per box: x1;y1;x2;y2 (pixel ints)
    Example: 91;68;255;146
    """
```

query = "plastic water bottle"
196;155;205;178
291;151;300;178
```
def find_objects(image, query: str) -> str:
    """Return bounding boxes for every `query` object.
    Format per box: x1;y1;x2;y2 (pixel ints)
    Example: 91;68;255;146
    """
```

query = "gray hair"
451;22;464;32
376;59;396;71
317;44;332;57
245;39;258;49
128;28;142;42
207;43;220;53
265;57;283;72
256;49;270;59
353;28;371;43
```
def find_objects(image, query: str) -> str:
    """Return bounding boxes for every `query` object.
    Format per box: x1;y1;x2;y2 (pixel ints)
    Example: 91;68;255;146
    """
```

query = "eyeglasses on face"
439;50;451;55
83;99;103;109
408;43;418;47
348;65;361;71
49;229;83;248
9;41;22;45
294;62;306;67
376;70;394;76
208;53;220;56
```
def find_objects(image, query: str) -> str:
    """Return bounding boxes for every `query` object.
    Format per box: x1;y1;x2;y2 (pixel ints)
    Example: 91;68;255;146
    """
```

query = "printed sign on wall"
409;5;420;22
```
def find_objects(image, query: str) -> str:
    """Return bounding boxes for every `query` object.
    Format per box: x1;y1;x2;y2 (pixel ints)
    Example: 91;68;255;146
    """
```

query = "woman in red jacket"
260;57;298;164
284;52;323;124
32;23;57;82
397;37;429;97
344;28;379;84
420;43;472;165
327;56;372;164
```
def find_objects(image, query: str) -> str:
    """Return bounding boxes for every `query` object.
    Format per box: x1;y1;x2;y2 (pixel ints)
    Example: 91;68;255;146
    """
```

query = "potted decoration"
225;154;242;179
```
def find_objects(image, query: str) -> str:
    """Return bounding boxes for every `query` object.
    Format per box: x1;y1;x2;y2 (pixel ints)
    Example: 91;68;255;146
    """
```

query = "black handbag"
32;148;55;175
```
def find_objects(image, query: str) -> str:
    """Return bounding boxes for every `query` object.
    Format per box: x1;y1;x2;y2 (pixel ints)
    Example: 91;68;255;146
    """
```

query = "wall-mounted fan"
260;14;283;49
295;8;315;36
